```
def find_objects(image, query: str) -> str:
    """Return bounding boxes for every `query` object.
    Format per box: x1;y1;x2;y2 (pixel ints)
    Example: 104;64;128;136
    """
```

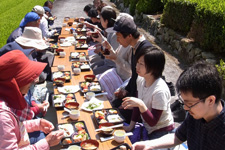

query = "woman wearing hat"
0;50;64;149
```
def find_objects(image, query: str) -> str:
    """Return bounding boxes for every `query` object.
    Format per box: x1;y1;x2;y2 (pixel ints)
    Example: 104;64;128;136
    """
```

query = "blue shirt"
7;27;23;43
175;100;225;150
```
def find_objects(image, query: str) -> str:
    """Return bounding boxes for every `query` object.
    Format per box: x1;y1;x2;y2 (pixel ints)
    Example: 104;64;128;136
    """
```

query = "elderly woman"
0;50;63;149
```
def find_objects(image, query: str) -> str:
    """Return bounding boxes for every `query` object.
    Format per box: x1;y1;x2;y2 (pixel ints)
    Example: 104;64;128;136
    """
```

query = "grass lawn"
0;0;53;48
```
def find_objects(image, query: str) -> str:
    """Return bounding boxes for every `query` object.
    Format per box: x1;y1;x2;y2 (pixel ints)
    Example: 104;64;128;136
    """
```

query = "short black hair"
136;46;165;79
176;61;222;103
100;7;116;28
83;4;93;13
88;8;98;18
44;1;53;7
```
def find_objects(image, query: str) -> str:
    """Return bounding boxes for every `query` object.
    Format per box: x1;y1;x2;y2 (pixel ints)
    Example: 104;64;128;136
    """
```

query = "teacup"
73;68;81;75
69;109;80;120
86;92;95;100
114;130;126;143
79;56;86;62
68;145;81;150
62;23;67;27
59;52;66;58
57;65;65;71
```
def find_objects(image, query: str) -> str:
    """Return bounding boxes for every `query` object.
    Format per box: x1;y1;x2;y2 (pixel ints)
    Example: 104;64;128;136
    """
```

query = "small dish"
69;109;80;120
99;123;114;136
68;22;73;26
68;145;81;150
64;102;79;110
53;77;66;87
80;139;99;150
84;74;95;82
56;48;64;55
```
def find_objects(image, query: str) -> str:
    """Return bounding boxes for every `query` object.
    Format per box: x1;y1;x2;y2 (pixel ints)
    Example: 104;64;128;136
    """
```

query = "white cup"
86;92;95;100
73;68;81;75
59;52;66;58
114;130;126;143
79;56;86;62
68;145;81;150
69;109;80;120
62;23;67;27
57;65;65;71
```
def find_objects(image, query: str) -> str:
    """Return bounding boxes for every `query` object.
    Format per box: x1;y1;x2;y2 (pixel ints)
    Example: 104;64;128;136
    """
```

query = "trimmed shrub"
162;0;225;53
161;1;196;35
136;0;164;14
129;0;139;16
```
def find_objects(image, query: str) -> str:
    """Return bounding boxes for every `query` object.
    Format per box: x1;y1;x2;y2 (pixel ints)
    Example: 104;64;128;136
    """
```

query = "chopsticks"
100;132;133;142
95;123;123;132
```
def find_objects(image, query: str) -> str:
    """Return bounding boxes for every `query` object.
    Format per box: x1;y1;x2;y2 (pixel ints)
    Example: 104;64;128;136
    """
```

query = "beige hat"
15;27;48;50
32;5;45;15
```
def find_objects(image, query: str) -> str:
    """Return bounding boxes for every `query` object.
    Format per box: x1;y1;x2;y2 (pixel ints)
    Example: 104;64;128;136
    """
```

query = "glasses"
178;93;205;110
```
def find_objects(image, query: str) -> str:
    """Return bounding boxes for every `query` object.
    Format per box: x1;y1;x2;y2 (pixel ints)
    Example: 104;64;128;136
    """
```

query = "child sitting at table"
122;46;174;144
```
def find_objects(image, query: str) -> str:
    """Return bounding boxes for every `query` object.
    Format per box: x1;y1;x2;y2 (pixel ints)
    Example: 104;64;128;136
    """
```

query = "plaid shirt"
175;101;225;150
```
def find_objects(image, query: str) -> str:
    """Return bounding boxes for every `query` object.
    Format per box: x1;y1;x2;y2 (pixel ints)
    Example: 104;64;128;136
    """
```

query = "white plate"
81;97;104;112
58;85;80;94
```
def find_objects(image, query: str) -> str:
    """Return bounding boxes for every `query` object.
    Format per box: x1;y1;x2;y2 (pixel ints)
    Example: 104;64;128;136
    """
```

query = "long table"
52;19;132;149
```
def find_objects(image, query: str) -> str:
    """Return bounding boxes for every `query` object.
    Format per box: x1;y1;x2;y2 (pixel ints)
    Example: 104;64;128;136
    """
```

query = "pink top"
0;109;50;150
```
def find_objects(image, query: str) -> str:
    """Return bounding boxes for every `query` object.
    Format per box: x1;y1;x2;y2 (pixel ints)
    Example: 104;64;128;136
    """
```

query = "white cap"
32;5;45;15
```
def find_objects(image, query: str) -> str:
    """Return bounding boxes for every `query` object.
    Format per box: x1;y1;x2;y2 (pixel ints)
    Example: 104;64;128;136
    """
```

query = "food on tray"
109;109;118;114
80;64;90;70
99;119;107;124
58;124;74;137
65;99;76;103
53;71;71;81
53;94;66;100
75;122;85;129
90;85;101;92
80;82;101;93
65;102;79;109
107;114;123;123
71;52;86;59
81;143;97;149
54;103;62;107
116;145;128;150
62;138;73;145
85;102;102;110
72;133;88;143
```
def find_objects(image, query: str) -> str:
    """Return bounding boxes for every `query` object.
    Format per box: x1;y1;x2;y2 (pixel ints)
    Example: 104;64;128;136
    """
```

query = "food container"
65;102;79;110
80;139;99;150
114;130;126;143
84;74;95;82
52;93;76;110
64;17;70;22
56;48;64;55
93;108;125;125
91;32;99;38
72;62;90;72
52;71;71;82
99;123;114;136
58;121;90;147
53;77;66;87
86;92;95;100
68;22;73;26
79;81;102;95
70;52;87;61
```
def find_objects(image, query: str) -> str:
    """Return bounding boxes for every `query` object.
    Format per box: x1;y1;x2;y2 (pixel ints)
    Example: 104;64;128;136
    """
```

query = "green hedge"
161;0;225;53
0;0;53;48
136;0;164;14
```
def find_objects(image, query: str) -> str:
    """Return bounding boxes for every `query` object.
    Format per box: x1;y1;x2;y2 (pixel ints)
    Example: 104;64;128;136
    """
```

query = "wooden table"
52;20;132;149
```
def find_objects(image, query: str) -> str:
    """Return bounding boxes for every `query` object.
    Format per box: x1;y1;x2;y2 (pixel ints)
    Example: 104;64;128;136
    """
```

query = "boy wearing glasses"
132;61;225;150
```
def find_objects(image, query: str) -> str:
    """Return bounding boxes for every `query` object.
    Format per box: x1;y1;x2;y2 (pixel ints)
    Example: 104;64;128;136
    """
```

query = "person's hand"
114;88;128;99
132;141;153;150
37;101;49;116
122;97;144;109
123;125;133;132
45;130;64;147
40;118;54;134
91;30;105;43
102;41;117;60
84;21;95;28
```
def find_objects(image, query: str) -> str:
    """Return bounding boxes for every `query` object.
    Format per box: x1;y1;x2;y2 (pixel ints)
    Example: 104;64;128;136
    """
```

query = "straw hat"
15;27;48;50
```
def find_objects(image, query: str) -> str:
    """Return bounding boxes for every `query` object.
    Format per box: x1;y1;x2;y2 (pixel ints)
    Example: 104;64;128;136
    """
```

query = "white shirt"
39;15;55;38
137;76;174;134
